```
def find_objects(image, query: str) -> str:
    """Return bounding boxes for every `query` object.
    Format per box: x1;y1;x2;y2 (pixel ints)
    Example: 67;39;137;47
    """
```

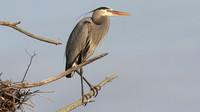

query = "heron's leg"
76;70;92;87
76;70;99;97
80;67;85;103
79;51;87;104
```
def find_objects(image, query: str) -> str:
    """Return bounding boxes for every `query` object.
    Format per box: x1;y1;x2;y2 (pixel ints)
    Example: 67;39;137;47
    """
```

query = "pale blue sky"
1;0;200;112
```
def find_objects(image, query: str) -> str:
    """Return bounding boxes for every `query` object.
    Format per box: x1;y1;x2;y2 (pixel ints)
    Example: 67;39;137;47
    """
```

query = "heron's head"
93;7;131;17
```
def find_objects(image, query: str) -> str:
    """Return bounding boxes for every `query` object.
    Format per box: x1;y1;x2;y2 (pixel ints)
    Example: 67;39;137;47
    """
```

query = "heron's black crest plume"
93;7;110;11
76;7;111;21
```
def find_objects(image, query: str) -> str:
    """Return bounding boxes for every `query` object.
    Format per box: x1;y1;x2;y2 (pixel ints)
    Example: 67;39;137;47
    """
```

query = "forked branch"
56;74;119;112
21;51;37;83
0;21;62;45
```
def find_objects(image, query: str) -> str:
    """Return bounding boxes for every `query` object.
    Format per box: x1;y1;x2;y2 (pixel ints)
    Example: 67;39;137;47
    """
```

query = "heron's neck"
92;16;110;25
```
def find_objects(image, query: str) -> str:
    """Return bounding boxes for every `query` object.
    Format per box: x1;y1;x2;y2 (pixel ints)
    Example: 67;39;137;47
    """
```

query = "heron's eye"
106;9;112;12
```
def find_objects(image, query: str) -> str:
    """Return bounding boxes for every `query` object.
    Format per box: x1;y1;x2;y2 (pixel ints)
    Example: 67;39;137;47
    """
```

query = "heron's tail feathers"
66;72;75;78
65;63;76;78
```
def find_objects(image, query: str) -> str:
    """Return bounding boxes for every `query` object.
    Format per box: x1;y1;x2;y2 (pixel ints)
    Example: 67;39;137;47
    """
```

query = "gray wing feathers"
65;18;91;70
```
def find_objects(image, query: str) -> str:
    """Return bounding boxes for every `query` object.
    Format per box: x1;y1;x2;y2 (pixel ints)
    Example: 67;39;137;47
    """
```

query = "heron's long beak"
111;10;131;16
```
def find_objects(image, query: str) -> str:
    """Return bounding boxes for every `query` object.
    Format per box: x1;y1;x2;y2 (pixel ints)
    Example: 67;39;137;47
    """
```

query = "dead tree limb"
56;74;119;112
21;51;37;83
0;21;62;45
12;53;108;88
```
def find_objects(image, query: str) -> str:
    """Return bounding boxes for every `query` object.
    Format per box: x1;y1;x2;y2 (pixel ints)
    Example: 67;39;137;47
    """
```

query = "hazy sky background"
1;0;200;112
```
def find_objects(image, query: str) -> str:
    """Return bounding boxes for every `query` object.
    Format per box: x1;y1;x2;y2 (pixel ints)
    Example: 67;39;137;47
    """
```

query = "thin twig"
56;74;119;112
33;93;55;102
0;21;62;45
22;103;34;112
13;53;108;88
21;50;37;83
33;91;54;93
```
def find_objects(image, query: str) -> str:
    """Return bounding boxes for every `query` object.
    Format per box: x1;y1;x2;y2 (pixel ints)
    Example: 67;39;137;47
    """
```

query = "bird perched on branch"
65;6;130;102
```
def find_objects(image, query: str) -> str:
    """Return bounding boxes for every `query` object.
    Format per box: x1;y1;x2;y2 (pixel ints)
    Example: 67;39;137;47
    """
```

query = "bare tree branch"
56;74;119;112
21;50;37;83
0;21;62;45
13;53;108;88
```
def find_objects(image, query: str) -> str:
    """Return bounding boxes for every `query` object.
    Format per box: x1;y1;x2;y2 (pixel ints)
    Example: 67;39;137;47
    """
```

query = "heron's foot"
90;85;101;97
82;94;89;106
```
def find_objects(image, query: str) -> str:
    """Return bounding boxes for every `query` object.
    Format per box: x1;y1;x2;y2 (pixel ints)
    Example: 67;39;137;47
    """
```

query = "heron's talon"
82;95;89;106
90;86;99;97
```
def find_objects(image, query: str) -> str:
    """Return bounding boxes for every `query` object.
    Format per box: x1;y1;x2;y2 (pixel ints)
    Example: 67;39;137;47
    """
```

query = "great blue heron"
65;6;130;102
